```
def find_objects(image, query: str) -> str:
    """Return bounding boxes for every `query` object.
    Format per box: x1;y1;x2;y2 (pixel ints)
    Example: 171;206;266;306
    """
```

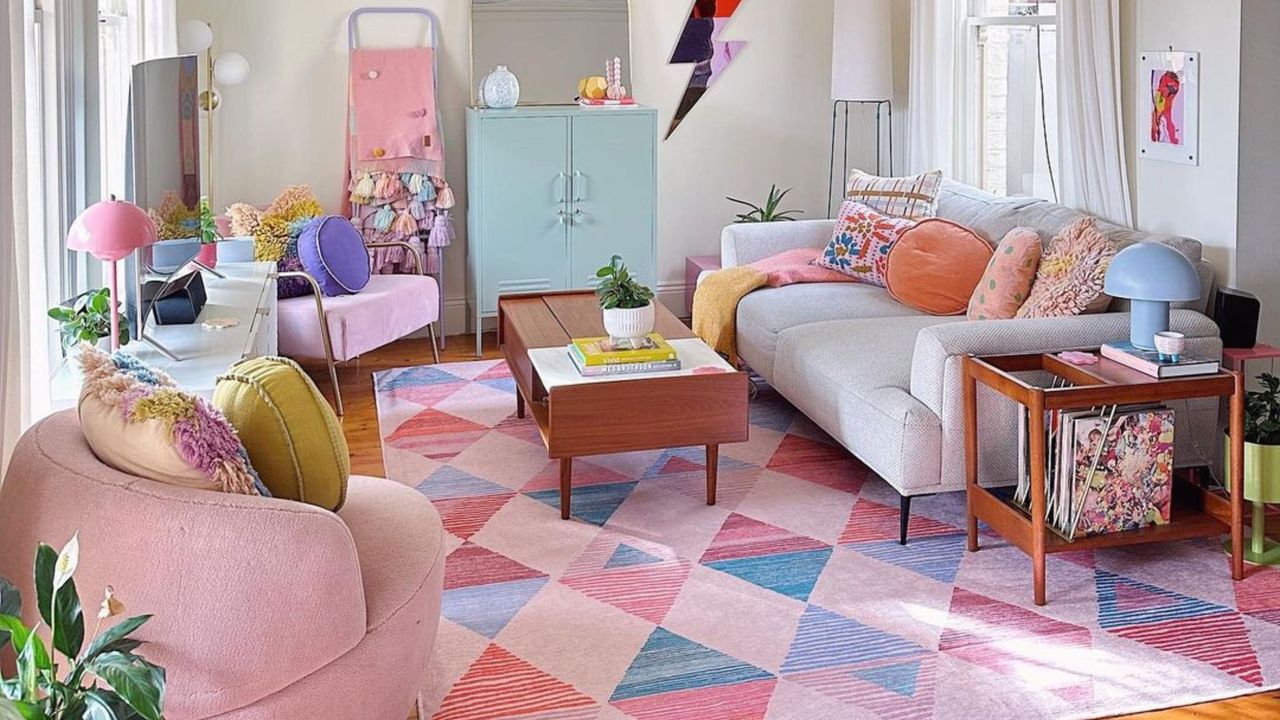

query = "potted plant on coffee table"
595;254;655;345
1225;371;1280;564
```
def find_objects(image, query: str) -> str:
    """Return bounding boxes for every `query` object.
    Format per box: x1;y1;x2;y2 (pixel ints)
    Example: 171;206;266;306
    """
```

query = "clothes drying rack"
347;6;450;347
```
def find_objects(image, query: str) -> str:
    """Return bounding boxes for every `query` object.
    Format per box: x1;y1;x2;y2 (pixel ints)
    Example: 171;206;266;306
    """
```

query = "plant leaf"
0;615;29;654
0;579;18;646
87;652;165;720
52;576;85;659
81;690;120;720
34;545;55;627
0;697;45;720
81;615;151;666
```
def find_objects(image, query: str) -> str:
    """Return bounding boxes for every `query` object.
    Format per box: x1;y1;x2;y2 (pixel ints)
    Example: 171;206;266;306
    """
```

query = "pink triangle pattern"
522;458;630;492
701;513;827;563
1234;566;1280;625
1112;613;1264;686
611;677;776;720
562;533;690;624
444;543;546;590
766;434;868;492
433;644;597;720
786;655;937;720
839;499;959;544
940;588;1094;703
433;493;515;541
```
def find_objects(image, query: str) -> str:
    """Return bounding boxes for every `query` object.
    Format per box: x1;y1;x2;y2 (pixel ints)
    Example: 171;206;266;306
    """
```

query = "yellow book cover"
570;333;677;366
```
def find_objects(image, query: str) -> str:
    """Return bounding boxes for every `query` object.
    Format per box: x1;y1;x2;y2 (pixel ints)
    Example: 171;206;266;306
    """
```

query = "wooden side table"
963;352;1245;605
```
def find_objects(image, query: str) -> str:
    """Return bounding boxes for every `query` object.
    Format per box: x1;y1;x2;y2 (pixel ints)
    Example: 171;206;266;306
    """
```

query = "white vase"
602;301;655;342
481;66;520;109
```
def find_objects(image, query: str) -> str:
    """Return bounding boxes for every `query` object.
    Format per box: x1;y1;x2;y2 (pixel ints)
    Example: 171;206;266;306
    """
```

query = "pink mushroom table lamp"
66;197;158;352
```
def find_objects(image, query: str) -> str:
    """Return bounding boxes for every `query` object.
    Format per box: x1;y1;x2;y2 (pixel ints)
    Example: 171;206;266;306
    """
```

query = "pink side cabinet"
685;255;721;318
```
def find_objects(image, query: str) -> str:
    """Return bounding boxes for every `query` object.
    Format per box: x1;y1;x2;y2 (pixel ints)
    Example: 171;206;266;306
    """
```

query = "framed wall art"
1138;50;1199;166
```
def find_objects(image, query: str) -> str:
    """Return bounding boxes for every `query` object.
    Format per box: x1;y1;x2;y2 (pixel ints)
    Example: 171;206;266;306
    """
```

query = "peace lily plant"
0;535;166;720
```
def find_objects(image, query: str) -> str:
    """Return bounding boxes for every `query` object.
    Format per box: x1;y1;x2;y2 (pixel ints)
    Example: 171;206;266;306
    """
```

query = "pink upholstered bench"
277;241;440;414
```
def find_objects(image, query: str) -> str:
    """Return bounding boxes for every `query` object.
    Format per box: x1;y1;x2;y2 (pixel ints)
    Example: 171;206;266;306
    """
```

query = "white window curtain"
906;0;965;178
1056;0;1133;225
136;0;176;60
1;0;34;475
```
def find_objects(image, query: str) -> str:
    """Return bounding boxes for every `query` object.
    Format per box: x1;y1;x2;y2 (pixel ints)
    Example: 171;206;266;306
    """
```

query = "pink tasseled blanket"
692;247;852;358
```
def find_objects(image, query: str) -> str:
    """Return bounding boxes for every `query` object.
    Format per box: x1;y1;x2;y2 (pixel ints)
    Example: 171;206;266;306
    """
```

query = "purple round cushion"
298;216;370;296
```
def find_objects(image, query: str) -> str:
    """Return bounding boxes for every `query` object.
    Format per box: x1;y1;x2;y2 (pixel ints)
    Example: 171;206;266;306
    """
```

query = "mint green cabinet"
466;106;657;355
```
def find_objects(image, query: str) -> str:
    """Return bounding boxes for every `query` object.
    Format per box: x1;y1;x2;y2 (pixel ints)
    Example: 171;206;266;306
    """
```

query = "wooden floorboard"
303;332;1280;720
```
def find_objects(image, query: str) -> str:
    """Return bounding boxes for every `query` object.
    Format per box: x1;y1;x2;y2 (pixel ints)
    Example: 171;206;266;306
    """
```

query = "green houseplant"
595;255;655;342
195;196;221;269
727;185;803;223
47;289;129;351
0;535;166;719
1225;372;1280;563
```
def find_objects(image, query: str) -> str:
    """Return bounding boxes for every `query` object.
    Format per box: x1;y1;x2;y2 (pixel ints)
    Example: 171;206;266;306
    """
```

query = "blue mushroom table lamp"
1104;242;1201;349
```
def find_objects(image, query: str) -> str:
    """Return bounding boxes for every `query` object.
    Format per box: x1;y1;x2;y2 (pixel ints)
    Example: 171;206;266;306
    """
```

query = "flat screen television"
124;54;204;355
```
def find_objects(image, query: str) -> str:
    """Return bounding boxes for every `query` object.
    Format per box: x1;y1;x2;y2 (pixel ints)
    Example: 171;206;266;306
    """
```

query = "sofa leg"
899;494;911;545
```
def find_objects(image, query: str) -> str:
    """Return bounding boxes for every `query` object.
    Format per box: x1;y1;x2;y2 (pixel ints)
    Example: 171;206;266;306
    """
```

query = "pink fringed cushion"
76;345;266;495
968;227;1042;320
1016;217;1117;318
813;200;916;286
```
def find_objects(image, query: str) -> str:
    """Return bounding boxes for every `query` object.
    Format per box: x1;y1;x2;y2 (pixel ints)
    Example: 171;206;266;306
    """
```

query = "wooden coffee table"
497;291;749;519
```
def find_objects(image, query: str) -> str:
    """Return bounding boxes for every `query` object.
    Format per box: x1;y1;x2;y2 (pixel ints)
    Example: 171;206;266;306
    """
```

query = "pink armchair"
0;411;444;720
278;240;441;415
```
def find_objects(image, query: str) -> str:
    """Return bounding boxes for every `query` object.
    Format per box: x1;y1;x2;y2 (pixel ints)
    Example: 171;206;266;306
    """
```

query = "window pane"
981;0;1056;17
977;23;1058;199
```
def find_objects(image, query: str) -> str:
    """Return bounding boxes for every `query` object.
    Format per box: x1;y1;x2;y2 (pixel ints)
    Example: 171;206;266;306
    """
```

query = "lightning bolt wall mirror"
666;0;746;139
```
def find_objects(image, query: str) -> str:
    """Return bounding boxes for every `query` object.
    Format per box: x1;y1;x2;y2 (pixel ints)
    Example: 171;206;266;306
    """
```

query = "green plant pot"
1223;434;1280;564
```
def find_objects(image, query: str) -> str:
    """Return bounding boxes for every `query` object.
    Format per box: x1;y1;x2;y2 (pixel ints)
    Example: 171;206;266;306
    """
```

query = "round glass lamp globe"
177;19;214;54
213;52;251;86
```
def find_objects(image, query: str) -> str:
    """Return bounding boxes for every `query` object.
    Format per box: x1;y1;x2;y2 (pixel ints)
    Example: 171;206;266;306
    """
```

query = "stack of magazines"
568;333;681;377
1014;403;1175;541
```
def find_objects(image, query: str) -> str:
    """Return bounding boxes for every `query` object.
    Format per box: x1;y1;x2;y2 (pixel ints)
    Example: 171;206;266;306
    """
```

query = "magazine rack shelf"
963;351;1245;605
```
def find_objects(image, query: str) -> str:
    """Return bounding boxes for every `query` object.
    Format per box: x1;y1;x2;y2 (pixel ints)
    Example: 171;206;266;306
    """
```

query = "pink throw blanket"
749;247;855;287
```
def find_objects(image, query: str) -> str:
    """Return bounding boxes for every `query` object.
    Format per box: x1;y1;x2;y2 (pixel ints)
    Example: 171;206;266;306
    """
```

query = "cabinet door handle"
556;172;569;203
557;209;568;225
572;171;585;201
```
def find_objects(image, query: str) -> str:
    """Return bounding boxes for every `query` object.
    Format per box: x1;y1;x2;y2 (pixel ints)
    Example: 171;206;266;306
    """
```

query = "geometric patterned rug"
375;359;1280;720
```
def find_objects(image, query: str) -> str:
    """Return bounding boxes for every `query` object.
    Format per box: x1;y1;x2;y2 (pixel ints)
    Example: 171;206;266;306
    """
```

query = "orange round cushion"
885;219;993;315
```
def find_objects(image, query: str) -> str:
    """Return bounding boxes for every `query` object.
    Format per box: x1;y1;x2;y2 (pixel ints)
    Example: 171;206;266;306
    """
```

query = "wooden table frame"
498;291;750;520
963;352;1245;606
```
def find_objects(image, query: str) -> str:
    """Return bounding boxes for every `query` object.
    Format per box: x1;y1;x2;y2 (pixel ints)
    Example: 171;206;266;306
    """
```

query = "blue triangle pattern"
441;576;548;638
610;627;773;701
850;659;922;697
416;466;513;500
378;365;465;391
851;533;968;584
782;605;924;674
526;481;639;526
605;543;664;569
750;399;797;433
705;547;832;602
477;376;517;394
1095;570;1231;630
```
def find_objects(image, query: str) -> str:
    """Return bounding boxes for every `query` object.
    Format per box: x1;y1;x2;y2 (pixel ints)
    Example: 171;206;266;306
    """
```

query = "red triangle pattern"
385;381;467;409
493;413;544;446
522;458;629;492
657;455;706;475
475;363;514;381
1112;612;1263;686
561;561;691;625
767;434;868;492
434;493;515;541
433;644;597;720
1233;566;1280;625
444;543;546;590
611;677;776;720
787;656;937;720
388;408;490;442
701;513;827;563
839;499;958;544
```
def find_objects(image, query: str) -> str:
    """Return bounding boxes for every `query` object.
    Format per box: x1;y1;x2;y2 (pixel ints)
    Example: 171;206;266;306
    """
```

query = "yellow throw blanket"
691;266;767;360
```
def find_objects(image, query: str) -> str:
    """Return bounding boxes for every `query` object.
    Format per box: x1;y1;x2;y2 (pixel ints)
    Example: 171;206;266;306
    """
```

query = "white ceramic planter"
602;301;655;341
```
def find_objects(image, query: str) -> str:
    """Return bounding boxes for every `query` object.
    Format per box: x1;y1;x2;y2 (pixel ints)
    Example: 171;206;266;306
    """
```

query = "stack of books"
568;333;681;377
1014;403;1175;540
577;97;638;108
1101;342;1219;378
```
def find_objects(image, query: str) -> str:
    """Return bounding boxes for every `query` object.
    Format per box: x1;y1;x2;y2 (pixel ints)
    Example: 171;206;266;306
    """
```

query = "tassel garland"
373;204;395;231
392;208;418;236
408;199;426;220
428;211;454;248
435;185;455;209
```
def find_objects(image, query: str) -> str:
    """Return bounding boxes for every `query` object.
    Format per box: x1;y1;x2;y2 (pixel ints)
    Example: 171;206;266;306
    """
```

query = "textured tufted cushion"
968;227;1042;320
213;356;350;510
885;218;993;316
1016;217;1117;318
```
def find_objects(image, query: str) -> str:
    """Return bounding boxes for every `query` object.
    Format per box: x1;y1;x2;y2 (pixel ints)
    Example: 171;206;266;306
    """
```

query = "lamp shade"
831;0;894;101
67;198;158;262
213;52;250;86
1104;242;1201;301
177;19;214;54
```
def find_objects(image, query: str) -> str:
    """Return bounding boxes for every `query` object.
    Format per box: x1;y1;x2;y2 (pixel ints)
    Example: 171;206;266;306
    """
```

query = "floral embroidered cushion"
76;344;267;495
1016;217;1118;318
813;200;917;286
967;226;1043;320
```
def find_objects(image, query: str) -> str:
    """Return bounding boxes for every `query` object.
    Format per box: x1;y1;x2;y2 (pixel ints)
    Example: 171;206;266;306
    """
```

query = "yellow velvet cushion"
213;356;349;510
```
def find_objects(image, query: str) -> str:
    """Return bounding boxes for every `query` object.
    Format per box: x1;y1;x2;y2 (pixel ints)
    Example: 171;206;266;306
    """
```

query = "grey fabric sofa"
721;181;1222;543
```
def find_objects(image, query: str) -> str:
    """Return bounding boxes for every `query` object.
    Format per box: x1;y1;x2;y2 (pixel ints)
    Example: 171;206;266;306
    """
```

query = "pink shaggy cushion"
967;227;1042;320
1016;217;1117;318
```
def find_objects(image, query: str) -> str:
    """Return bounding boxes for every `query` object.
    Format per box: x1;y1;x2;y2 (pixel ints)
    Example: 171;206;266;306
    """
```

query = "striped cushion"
845;169;943;220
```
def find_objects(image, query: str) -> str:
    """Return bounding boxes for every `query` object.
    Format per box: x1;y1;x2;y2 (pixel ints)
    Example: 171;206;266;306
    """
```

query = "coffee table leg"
559;457;573;520
706;445;718;506
516;387;525;419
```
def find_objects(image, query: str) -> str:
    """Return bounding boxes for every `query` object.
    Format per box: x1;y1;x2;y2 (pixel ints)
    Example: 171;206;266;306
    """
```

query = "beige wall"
178;0;906;329
1119;0;1242;285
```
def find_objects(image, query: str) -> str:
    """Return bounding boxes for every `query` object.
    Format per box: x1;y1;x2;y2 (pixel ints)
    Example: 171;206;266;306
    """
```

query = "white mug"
1153;331;1186;362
